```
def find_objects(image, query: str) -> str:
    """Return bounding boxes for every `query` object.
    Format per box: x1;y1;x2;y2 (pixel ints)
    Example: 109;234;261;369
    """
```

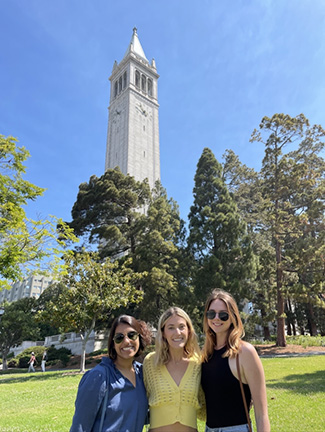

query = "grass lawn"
1;356;324;432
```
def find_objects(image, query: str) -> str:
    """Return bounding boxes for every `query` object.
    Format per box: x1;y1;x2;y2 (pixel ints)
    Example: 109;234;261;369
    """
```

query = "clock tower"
105;28;160;189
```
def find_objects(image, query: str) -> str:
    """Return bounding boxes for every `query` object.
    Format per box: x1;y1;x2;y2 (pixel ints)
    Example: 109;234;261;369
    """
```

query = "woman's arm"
70;368;107;432
240;342;270;432
142;353;153;400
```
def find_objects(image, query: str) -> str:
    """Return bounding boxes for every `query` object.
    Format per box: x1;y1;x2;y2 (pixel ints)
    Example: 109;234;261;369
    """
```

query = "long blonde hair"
154;307;200;366
201;289;245;361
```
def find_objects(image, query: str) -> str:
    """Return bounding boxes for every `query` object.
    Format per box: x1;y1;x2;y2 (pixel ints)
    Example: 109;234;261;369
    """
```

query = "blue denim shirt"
70;357;148;432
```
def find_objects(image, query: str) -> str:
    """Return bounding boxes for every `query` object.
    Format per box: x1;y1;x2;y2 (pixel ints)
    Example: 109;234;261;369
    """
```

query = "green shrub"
286;335;325;347
47;346;71;360
88;348;108;357
16;346;45;368
18;355;28;368
14;345;72;368
250;335;325;347
7;358;19;368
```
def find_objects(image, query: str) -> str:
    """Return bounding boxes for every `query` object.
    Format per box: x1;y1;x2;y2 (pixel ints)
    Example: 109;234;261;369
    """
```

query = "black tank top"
201;346;251;428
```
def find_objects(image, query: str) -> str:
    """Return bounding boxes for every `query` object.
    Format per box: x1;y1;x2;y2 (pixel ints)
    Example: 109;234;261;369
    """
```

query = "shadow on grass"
0;370;83;384
267;370;325;394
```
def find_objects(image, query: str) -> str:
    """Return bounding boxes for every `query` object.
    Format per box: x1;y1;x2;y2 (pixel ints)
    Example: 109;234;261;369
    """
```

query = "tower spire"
123;27;148;62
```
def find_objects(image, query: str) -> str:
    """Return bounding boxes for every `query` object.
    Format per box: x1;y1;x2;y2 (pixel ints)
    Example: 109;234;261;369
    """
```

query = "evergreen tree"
250;113;325;346
69;168;151;257
223;149;277;339
0;298;39;370
188;148;256;309
131;181;187;322
284;128;325;335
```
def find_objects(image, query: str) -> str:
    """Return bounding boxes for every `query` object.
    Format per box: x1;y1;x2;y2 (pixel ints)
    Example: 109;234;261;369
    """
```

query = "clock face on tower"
136;102;148;117
111;108;122;124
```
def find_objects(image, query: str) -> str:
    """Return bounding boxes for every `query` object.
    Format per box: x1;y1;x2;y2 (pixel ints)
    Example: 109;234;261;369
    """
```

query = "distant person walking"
28;352;36;372
41;350;48;372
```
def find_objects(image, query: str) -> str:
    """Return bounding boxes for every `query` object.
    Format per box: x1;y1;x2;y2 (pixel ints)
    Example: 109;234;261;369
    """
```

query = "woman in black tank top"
201;289;270;432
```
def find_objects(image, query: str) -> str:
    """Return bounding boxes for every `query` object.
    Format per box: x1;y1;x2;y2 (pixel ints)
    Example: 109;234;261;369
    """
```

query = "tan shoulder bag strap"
236;354;252;432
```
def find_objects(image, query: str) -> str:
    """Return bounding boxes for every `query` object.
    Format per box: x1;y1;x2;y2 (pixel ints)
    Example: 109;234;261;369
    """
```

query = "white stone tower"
105;28;160;189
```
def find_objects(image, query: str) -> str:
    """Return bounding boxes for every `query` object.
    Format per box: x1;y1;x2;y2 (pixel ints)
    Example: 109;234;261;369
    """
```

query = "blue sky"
1;0;325;224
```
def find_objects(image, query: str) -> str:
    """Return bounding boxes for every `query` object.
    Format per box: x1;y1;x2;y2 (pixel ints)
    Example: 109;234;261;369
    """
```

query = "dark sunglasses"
113;331;139;344
206;310;229;321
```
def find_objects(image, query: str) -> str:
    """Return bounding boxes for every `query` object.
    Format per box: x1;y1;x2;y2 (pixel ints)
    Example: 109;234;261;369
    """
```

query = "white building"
105;28;160;189
0;274;53;304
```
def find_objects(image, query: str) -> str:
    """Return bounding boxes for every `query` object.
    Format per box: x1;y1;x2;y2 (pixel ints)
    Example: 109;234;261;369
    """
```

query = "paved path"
260;351;325;358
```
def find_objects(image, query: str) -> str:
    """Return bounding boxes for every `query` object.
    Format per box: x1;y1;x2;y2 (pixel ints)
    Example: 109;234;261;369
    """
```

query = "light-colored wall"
11;330;109;357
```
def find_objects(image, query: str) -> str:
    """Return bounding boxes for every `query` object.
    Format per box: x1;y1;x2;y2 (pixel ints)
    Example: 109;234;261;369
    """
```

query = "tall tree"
188;148;256;308
250;113;325;346
223;149;277;339
131;181;186;322
0;135;77;288
0;298;39;370
69;168;151;257
38;250;145;372
284;129;325;335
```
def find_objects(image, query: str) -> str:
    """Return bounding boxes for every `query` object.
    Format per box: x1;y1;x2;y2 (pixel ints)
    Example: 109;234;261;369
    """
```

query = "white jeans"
41;360;46;372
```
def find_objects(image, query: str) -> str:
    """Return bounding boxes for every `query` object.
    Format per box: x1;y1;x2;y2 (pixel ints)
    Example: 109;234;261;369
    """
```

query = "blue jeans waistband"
205;423;250;432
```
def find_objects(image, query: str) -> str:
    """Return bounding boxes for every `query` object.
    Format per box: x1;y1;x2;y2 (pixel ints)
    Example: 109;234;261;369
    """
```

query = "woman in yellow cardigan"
143;307;203;432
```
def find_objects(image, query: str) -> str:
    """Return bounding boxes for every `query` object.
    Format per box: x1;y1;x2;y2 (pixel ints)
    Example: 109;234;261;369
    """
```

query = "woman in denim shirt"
70;315;152;432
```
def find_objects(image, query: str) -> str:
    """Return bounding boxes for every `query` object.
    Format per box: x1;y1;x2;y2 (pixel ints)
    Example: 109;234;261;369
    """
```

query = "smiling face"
163;314;189;351
207;298;231;336
113;323;140;361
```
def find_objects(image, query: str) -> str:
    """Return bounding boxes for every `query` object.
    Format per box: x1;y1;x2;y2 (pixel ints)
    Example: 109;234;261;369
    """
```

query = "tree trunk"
287;298;297;335
263;326;271;340
80;336;86;373
79;318;96;373
276;241;286;346
285;300;292;336
2;353;8;370
306;303;318;336
260;306;271;340
287;322;292;336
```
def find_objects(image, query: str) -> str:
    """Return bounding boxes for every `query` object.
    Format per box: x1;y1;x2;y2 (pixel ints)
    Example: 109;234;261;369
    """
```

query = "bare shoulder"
239;341;261;364
240;340;257;354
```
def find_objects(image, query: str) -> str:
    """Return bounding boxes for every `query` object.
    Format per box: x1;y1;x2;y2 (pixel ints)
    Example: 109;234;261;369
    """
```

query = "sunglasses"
206;310;229;321
113;331;139;344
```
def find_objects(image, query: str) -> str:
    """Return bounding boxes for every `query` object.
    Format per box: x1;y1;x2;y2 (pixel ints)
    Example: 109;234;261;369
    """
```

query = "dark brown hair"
108;315;152;360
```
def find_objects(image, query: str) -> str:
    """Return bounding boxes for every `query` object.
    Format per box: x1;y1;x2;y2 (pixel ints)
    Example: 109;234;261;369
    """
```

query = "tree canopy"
0;135;77;288
37;250;145;372
188;148;256;306
0;297;39;370
69;168;150;257
250;113;325;345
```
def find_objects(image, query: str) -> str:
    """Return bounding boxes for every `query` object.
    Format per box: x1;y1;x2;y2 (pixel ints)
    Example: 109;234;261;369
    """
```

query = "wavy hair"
201;289;245;361
108;315;152;361
154;307;200;367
